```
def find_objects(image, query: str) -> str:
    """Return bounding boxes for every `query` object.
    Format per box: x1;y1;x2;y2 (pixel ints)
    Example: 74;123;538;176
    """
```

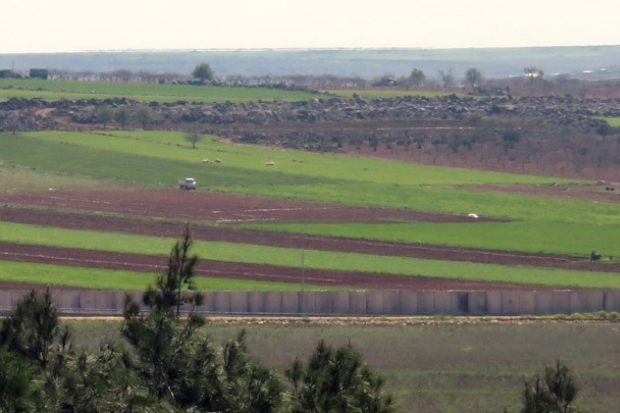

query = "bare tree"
438;68;455;89
185;131;203;149
135;106;152;130
465;67;483;91
409;68;426;88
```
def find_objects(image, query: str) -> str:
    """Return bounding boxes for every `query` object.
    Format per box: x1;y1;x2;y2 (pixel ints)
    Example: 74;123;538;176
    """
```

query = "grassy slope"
2;130;620;288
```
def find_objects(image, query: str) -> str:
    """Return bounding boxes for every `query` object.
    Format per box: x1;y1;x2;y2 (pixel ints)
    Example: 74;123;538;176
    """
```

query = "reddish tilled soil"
0;242;547;292
0;189;610;292
0;189;498;223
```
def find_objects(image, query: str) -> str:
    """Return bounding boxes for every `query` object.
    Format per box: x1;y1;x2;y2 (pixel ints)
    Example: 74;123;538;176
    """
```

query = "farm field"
66;318;620;413
1;129;620;292
0;78;330;102
2;77;620;413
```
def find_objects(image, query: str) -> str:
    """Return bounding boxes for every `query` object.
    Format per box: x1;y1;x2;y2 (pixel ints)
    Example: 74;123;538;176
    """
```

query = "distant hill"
1;46;619;80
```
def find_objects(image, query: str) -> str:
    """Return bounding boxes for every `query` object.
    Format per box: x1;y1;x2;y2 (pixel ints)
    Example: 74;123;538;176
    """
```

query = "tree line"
4;61;620;99
0;226;582;412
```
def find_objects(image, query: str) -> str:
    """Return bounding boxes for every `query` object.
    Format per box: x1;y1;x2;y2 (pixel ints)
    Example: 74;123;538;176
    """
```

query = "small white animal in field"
214;158;221;163
201;158;210;163
265;161;275;166
467;213;479;219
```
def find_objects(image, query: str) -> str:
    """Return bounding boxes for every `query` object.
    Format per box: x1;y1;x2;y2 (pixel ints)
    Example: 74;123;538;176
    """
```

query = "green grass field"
65;319;620;413
2;127;620;289
0;260;324;291
0;78;329;102
242;220;620;257
1;221;619;289
603;117;620;127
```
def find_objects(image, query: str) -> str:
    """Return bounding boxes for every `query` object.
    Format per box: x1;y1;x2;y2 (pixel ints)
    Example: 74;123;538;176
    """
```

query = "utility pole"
301;249;306;317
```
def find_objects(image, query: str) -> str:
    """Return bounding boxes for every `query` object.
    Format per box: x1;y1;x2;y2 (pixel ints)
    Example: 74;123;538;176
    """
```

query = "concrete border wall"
1;289;619;317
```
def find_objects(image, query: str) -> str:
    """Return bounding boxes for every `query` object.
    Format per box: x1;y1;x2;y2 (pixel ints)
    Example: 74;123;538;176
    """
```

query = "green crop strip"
241;221;620;257
0;222;619;288
0;78;329;102
0;261;329;291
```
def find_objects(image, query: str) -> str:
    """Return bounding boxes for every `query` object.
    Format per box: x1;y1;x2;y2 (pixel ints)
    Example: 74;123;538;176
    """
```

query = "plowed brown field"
0;189;606;292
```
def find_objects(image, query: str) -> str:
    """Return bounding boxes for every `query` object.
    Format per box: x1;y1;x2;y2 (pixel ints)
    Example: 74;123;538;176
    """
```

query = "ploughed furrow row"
0;206;615;273
0;241;540;291
0;189;496;223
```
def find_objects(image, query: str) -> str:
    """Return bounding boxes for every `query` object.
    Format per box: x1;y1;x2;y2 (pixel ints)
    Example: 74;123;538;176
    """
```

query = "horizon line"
2;44;620;56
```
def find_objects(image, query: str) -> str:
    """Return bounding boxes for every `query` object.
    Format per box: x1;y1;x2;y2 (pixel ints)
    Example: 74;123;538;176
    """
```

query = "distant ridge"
1;46;619;79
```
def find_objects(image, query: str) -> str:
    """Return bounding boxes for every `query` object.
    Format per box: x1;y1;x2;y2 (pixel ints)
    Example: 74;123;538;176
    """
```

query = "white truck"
178;177;197;190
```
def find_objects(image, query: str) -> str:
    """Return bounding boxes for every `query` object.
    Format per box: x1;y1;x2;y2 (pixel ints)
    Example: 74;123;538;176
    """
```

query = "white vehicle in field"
178;177;197;190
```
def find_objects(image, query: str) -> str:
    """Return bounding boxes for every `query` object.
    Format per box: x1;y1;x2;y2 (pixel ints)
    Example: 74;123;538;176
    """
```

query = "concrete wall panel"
281;292;300;315
534;291;554;315
552;290;571;315
434;291;458;315
230;292;249;314
519;291;536;315
416;291;435;315
213;292;232;314
332;291;351;315
501;291;520;315
467;291;486;315
570;290;603;313
365;291;384;315
5;289;620;317
300;292;316;315
604;291;620;312
400;291;417;315
349;292;367;315
247;292;265;314
78;291;98;312
314;292;334;315
60;291;82;311
382;291;401;315
485;291;503;316
264;292;282;314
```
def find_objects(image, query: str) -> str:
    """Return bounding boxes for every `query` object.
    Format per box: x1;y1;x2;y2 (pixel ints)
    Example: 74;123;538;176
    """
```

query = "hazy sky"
3;0;620;53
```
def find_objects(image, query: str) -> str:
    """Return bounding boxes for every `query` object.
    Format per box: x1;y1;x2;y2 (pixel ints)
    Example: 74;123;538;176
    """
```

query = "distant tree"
141;224;203;317
95;105;114;130
122;227;284;412
465;67;483;91
115;105;130;129
192;62;215;83
111;69;133;82
372;75;397;87
29;68;48;79
438;68;456;88
38;342;147;412
0;289;67;369
135;106;152;130
409;68;426;88
521;360;579;413
369;136;379;152
286;339;395;413
0;347;35;412
502;130;522;150
524;67;544;81
185;131;203;149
